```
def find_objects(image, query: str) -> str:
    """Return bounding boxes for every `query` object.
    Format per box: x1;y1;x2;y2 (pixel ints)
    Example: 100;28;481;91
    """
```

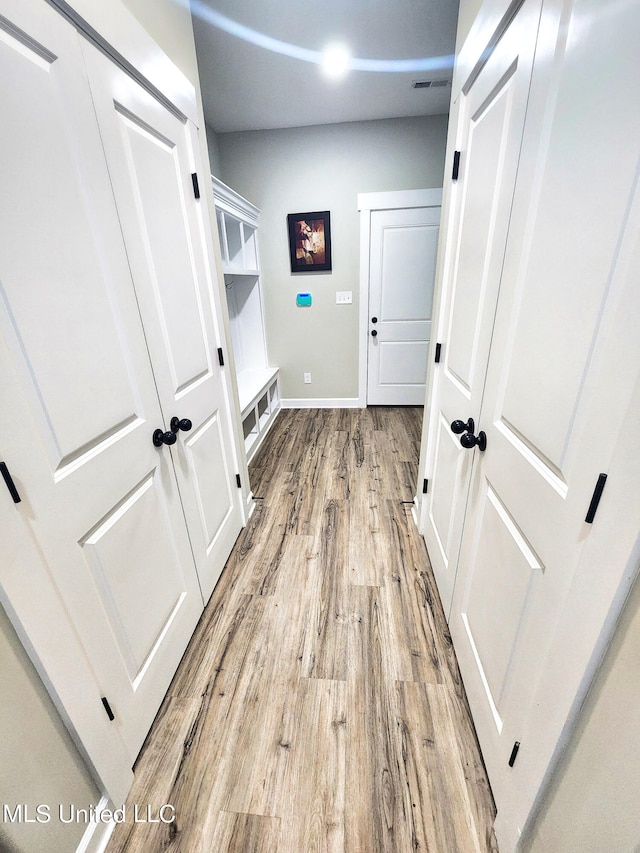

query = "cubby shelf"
213;177;280;463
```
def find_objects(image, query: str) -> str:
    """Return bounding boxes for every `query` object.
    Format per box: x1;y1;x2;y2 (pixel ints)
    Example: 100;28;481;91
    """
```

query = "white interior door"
424;0;640;846
82;46;243;603
422;0;541;613
0;0;204;776
367;206;440;405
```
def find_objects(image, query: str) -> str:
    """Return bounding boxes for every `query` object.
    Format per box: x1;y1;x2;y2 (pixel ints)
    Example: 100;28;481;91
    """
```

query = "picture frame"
287;211;332;272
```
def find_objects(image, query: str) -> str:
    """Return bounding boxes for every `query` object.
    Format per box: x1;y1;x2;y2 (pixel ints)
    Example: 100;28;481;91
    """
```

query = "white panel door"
0;0;203;767
430;0;640;844
82;46;243;603
422;0;542;613
367;207;440;405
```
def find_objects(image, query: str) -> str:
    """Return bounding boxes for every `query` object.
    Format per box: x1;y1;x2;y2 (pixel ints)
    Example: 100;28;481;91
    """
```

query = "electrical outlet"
304;372;311;384
336;290;352;304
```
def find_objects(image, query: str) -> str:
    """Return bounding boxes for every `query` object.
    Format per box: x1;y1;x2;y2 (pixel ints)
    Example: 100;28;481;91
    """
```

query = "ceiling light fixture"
321;43;351;79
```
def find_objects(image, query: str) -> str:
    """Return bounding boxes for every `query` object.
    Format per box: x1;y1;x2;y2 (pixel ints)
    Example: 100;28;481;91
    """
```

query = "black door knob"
153;429;177;447
451;417;474;435
371;329;378;337
460;430;487;451
170;417;193;433
371;316;378;323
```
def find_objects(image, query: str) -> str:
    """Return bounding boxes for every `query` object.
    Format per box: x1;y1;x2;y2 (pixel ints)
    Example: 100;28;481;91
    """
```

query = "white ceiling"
191;0;460;133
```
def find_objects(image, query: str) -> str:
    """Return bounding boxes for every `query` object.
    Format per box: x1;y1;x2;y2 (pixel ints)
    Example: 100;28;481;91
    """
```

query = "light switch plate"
336;291;352;304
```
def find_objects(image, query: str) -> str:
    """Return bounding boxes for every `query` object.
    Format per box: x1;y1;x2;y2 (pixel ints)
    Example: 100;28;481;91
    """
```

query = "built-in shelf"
213;177;280;464
237;368;280;463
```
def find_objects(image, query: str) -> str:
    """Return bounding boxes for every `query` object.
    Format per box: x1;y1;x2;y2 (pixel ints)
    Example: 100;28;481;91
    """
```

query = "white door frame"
357;188;442;407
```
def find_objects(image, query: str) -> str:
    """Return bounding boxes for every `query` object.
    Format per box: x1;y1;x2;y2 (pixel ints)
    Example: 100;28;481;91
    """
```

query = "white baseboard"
411;496;421;530
280;397;362;409
76;797;117;853
244;491;256;523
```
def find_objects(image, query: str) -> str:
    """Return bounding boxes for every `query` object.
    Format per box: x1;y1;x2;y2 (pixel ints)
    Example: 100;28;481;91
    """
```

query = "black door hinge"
218;347;225;366
508;741;520;768
585;473;607;524
452;150;461;181
422;478;429;494
434;342;442;363
236;474;241;488
191;172;200;199
0;461;21;503
101;697;115;722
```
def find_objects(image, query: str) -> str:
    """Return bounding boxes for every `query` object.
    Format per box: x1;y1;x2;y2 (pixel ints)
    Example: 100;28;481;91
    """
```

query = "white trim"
410;496;420;529
357;188;443;406
415;100;464;540
212;176;260;225
357;208;372;407
75;796;117;853
280;397;361;409
244;491;256;522
358;188;443;212
49;0;197;124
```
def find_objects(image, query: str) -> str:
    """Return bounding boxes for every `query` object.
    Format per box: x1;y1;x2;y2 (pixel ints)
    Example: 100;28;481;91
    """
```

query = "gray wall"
206;123;223;177
523;565;640;852
217;115;448;401
121;0;200;82
0;608;100;853
455;0;484;51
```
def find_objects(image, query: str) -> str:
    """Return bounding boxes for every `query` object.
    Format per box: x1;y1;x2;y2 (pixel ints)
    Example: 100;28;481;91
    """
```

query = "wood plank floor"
107;408;498;853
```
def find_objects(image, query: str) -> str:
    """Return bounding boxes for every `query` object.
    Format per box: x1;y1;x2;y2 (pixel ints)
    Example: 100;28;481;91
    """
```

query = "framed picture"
287;211;332;272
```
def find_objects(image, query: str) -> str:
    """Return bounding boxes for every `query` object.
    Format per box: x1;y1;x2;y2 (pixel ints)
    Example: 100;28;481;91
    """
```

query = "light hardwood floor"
107;407;497;852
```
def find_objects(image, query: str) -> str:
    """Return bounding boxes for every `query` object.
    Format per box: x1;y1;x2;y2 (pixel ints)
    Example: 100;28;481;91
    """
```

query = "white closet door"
446;0;640;841
422;0;542;614
82;46;243;602
422;0;640;845
0;0;203;776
